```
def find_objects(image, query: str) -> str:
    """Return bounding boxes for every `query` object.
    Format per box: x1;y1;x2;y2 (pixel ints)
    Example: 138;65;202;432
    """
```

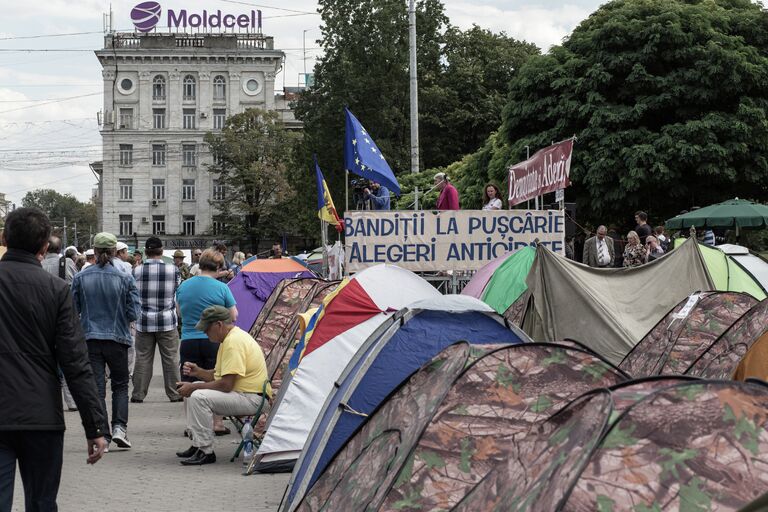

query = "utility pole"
303;29;309;76
408;0;420;174
73;222;78;248
63;216;68;248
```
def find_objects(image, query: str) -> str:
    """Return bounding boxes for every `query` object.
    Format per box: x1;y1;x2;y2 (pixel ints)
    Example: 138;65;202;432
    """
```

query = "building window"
119;144;133;166
212;219;226;235
119;108;134;129
183;109;196;129
213;108;226;130
182;144;196;167
152;75;166;100
152;215;166;235
183;75;196;101
182;215;196;236
153;108;166;129
152;144;166;166
152;179;165;200
119;215;133;236
119;178;133;200
182;179;196;201
213;75;226;101
212;180;225;201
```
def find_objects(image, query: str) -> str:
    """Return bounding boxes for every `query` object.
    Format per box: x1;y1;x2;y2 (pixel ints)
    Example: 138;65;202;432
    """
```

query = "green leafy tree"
22;189;97;247
494;0;768;224
205;109;298;251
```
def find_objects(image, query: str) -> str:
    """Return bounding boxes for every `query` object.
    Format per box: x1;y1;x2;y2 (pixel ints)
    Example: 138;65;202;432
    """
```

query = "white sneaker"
112;426;132;449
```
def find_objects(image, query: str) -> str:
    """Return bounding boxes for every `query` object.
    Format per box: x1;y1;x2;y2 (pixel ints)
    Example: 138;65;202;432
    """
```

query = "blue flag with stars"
343;108;400;195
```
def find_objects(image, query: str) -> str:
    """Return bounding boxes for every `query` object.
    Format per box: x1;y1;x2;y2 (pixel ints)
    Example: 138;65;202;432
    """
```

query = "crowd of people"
0;207;276;509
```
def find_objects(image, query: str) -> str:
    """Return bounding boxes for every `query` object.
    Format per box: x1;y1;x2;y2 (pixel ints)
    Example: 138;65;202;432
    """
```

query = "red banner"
507;139;574;206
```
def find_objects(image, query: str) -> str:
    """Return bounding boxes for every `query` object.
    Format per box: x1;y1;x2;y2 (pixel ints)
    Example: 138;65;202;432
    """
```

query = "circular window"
242;78;262;96
117;76;136;95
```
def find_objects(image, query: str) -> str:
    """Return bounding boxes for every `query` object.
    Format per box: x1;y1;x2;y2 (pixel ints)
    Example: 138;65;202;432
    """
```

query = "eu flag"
343;108;400;195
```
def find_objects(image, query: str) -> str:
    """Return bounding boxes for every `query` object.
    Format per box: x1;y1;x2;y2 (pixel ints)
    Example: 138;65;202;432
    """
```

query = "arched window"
183;75;196;101
152;75;166;100
213;75;226;101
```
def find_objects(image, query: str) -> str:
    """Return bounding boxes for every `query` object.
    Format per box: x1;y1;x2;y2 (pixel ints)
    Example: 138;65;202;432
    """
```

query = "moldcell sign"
130;2;262;33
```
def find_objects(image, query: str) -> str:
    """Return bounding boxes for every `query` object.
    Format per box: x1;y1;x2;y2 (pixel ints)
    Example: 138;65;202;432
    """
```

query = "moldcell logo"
130;2;262;33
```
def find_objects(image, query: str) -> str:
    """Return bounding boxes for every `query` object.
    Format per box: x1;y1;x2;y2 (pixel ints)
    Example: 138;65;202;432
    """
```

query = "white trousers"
186;389;264;453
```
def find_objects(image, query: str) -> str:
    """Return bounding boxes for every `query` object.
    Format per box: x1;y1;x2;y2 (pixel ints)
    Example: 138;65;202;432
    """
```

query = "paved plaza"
12;357;289;511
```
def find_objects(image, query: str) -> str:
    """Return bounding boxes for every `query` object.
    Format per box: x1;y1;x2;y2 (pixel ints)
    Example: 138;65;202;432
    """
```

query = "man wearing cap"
434;172;460;210
0;209;108;510
173;250;191;281
82;249;96;269
113;242;133;275
175;305;271;465
72;232;140;450
132;237;183;403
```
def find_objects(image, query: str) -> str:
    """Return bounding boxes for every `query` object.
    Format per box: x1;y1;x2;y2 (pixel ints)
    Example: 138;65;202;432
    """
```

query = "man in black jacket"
0;208;109;512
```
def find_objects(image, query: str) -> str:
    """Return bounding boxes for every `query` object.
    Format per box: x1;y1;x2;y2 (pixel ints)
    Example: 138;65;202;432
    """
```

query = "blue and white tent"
281;295;530;511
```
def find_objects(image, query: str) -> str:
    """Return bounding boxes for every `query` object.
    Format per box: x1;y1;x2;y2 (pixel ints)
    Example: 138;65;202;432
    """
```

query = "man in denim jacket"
72;232;140;450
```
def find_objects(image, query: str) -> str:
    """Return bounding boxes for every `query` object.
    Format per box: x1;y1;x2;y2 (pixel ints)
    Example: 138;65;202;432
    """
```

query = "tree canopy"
497;0;768;224
205;109;298;251
22;189;97;247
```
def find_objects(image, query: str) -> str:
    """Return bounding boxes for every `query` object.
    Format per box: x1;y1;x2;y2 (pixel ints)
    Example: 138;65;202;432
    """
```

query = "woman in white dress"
482;183;503;210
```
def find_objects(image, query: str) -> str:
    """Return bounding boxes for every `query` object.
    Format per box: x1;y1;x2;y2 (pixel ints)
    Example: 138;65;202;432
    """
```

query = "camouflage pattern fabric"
380;344;627;512
269;281;339;391
453;391;613;512
503;293;528;326
564;381;768;511
686;299;768;379
250;279;319;364
295;343;507;512
620;292;757;377
453;378;697;512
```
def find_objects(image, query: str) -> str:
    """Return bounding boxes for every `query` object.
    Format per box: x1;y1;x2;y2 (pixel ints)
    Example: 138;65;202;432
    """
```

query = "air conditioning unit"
141;217;148;224
199;111;208;119
151;200;158;207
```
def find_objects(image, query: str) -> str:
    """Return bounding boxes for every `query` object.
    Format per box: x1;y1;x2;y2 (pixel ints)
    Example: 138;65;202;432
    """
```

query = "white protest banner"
344;209;565;273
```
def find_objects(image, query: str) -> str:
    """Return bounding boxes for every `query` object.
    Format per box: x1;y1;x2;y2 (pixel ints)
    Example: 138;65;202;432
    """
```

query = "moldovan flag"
314;157;343;232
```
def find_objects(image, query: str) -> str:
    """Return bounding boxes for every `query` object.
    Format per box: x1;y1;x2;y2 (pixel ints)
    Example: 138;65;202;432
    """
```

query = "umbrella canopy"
666;198;768;229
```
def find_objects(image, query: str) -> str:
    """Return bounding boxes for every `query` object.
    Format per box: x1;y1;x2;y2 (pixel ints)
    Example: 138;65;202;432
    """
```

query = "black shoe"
169;397;183;403
180;450;216;466
130;398;143;403
176;446;199;458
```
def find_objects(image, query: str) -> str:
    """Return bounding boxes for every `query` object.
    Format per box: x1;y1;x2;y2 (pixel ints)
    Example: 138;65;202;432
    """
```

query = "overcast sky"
0;0;603;207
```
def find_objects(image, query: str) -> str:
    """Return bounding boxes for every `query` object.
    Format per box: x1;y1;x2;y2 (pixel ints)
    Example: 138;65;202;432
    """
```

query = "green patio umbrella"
666;198;768;231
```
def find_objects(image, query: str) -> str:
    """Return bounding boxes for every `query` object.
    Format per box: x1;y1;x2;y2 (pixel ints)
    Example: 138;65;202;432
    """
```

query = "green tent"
481;246;537;314
699;244;766;300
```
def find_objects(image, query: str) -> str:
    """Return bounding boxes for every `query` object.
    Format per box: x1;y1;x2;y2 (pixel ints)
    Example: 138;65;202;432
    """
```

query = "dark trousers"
179;338;220;383
87;339;129;437
0;430;64;512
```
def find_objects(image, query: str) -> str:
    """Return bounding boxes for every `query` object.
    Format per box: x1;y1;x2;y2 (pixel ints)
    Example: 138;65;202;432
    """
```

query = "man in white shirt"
113;242;134;275
583;225;615;268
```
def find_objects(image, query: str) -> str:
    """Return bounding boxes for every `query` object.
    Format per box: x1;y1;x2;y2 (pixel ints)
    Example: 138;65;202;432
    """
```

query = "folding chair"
228;380;270;467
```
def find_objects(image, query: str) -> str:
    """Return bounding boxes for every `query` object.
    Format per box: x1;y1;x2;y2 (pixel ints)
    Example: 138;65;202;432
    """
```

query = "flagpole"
345;170;349;212
321;220;329;279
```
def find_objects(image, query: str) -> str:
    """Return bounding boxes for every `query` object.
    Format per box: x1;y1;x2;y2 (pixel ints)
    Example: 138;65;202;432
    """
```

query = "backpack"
58;255;67;280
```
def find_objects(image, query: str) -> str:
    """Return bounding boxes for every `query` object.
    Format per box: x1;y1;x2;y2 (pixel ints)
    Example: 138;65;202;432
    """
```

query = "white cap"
433;172;447;181
64;245;79;255
116;242;128;252
85;249;95;257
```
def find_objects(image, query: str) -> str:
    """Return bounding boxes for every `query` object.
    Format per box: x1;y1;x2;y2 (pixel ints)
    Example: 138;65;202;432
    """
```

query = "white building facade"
95;32;284;249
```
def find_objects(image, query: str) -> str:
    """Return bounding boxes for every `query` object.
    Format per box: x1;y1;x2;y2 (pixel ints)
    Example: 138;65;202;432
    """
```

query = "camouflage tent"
455;378;768;511
620;291;758;377
292;342;628;512
685;298;768;379
284;296;531;509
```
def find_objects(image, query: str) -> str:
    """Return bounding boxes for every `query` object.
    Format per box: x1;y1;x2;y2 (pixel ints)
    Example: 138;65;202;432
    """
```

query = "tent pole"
321;221;329;279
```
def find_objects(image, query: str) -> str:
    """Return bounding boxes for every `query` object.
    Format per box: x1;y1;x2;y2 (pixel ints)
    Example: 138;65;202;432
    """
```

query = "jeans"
0;430;64;512
87;339;129;436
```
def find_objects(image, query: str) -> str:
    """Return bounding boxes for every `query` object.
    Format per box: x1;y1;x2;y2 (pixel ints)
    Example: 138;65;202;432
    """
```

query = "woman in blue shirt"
176;248;237;435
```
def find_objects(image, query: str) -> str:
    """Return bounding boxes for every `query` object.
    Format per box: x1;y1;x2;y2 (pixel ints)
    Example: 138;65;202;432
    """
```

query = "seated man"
175;305;271;466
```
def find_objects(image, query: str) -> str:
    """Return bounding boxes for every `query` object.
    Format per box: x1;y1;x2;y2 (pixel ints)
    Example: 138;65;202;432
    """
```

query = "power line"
6;172;95;195
0;91;102;103
219;0;317;15
0;31;102;41
0;92;101;114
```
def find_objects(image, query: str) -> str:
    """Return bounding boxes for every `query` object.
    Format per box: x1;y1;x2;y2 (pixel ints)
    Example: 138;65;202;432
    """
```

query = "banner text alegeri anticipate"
344;210;565;272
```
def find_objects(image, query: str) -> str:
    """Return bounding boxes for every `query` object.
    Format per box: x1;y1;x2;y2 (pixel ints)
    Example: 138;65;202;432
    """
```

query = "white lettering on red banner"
508;139;574;206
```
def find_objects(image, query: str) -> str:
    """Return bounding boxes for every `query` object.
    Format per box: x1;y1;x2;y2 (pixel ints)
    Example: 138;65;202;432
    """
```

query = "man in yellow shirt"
175;305;270;465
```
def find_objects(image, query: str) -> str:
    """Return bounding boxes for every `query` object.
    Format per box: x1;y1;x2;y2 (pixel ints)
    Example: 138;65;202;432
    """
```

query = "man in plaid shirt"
131;237;183;402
